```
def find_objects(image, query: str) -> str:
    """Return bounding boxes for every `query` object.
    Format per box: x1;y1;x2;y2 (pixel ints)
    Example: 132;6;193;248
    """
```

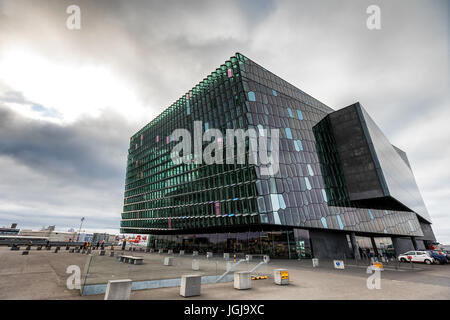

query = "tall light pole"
77;217;85;242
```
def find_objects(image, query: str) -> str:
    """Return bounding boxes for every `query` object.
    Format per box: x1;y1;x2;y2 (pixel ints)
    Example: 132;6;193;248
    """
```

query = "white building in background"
77;233;94;243
19;228;77;241
49;231;77;242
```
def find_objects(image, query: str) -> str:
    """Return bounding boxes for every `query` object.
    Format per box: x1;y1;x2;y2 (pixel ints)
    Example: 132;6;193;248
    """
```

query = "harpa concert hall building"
120;53;436;259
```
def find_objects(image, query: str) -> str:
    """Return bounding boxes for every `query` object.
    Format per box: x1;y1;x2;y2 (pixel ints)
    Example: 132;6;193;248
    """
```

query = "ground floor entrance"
147;228;313;259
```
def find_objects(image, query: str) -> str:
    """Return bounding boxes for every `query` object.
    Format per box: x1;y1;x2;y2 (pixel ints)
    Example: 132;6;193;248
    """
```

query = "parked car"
397;251;434;264
427;250;448;264
444;251;450;261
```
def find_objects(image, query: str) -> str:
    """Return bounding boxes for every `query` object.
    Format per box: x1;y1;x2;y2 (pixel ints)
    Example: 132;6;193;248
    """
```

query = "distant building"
77;233;94;243
49;231;77;242
91;233;118;243
19;226;76;242
19;229;52;238
0;226;20;236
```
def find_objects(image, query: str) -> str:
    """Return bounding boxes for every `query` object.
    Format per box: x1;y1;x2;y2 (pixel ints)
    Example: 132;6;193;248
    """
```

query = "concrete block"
168;249;173;254
110;251;115;257
206;252;213;259
164;257;173;266
312;258;319;267
133;257;143;265
179;250;185;256
104;279;132;300
223;253;230;260
245;254;252;261
263;255;270;263
100;250;105;256
192;250;198;256
234;271;251;290
22;251;29;255
180;275;201;297
274;269;289;285
158;249;163;254
192;259;200;270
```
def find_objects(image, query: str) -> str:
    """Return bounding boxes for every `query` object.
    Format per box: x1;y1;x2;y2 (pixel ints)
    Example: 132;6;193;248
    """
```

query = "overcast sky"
0;0;448;242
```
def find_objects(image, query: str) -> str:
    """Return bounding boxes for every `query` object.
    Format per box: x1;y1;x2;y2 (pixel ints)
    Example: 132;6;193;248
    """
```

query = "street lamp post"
77;217;85;242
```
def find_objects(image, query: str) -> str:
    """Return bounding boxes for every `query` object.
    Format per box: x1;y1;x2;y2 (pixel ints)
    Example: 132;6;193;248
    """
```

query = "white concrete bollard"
223;252;230;260
192;250;198;256
234;271;251;290
192;259;200;270
312;258;319;267
168;249;173;255
206;252;213;259
274;269;289;285
180;275;201;297
158;249;163;254
164;257;173;266
179;250;185;256
104;279;132;300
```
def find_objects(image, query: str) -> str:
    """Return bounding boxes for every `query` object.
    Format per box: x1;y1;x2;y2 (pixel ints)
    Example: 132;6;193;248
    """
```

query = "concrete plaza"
0;247;449;300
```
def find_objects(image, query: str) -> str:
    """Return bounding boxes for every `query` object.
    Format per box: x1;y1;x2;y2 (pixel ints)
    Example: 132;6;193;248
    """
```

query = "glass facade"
121;52;434;258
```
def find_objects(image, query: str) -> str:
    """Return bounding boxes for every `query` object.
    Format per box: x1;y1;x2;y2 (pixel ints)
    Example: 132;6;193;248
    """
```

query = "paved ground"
0;247;449;300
